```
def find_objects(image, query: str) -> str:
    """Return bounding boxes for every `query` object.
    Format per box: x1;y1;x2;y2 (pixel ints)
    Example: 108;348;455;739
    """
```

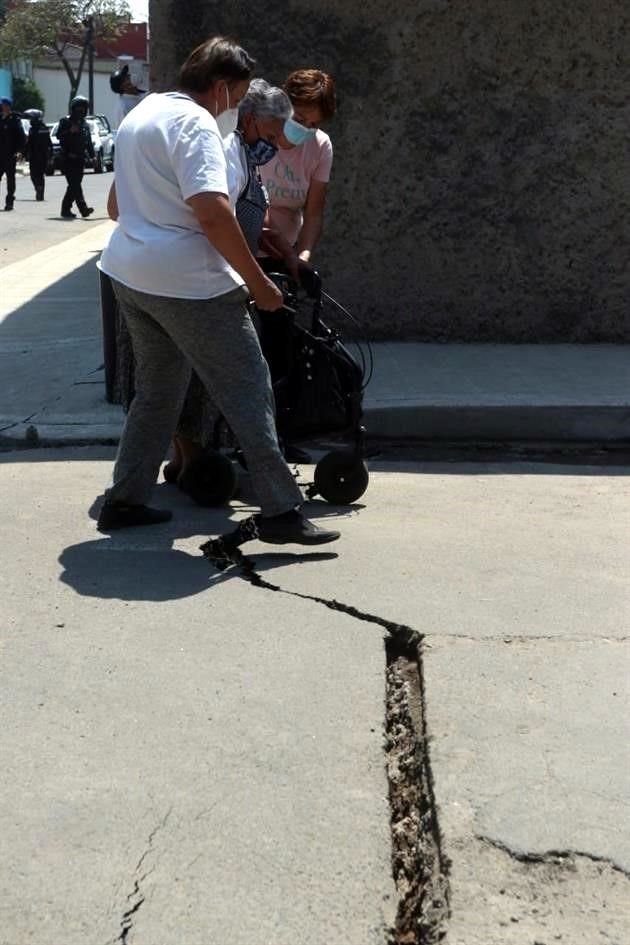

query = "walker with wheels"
172;270;373;508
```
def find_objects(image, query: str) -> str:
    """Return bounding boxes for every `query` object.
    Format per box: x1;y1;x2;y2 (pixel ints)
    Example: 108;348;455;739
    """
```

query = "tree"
0;1;131;105
11;74;45;111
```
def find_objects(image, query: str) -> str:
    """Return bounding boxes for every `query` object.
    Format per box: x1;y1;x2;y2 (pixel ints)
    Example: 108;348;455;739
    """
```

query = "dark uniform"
58;96;94;219
0;98;27;211
24;110;52;201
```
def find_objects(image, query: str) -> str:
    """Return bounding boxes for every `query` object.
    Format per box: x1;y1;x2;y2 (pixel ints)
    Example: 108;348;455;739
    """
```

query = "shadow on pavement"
58;536;338;601
61;488;343;602
58;539;211;601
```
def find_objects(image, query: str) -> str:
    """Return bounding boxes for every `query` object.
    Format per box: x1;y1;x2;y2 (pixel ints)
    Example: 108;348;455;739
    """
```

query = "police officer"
24;109;52;201
0;97;26;211
58;95;94;219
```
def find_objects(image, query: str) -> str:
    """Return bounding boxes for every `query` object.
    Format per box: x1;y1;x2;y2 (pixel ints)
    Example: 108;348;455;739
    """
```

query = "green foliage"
11;74;46;112
0;1;131;90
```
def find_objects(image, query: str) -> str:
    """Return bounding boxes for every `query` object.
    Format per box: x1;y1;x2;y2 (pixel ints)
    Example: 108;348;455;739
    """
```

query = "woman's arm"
107;182;119;221
187;191;283;311
296;179;328;262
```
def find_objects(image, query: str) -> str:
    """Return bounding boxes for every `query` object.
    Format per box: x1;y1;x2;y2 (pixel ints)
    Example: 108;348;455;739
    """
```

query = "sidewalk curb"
3;403;630;450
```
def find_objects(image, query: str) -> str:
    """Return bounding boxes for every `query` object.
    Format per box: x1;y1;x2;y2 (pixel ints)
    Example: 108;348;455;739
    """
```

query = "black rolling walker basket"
179;270;372;512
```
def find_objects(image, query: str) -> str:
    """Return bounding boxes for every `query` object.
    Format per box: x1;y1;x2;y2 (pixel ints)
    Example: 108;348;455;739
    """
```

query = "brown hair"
179;36;254;93
284;69;336;120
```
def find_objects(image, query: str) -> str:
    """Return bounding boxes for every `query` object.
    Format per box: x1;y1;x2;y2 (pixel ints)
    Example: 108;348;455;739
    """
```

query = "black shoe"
4;201;13;211
36;190;44;201
61;210;76;219
283;444;312;464
256;509;340;545
97;501;173;532
81;207;94;218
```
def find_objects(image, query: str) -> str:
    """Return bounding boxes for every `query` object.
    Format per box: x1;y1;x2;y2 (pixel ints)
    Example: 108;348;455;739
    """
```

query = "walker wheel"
179;451;238;507
314;450;369;504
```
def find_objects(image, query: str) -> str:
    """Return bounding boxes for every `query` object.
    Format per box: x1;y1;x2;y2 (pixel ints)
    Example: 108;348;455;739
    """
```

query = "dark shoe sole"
257;527;340;546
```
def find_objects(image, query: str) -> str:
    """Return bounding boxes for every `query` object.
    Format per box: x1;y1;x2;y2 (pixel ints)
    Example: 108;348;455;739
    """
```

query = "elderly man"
97;37;340;546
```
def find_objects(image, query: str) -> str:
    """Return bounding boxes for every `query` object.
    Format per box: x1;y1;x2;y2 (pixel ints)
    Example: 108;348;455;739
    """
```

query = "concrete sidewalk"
2;221;630;446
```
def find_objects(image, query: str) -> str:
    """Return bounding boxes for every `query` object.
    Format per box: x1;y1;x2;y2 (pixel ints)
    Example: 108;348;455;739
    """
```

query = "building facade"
149;0;630;342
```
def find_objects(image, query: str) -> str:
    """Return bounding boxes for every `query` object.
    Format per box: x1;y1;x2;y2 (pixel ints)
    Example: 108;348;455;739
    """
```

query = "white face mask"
215;86;239;138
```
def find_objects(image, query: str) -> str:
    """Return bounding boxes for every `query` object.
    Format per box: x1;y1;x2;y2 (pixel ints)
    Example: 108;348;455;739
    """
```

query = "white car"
87;114;115;173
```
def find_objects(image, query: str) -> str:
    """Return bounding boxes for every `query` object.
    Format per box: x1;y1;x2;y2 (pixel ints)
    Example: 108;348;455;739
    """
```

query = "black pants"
0;155;17;205
30;158;46;198
61;160;88;215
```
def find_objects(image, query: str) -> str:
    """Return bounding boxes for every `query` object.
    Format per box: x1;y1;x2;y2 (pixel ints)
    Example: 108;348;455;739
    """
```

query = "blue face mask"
283;117;317;146
246;137;278;166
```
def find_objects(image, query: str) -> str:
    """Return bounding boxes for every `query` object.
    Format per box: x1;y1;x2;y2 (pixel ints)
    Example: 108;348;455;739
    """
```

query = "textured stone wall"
149;0;630;340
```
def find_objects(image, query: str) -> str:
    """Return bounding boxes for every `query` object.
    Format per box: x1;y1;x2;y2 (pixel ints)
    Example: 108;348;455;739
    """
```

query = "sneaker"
256;508;340;545
61;210;76;219
97;501;173;532
81;207;94;218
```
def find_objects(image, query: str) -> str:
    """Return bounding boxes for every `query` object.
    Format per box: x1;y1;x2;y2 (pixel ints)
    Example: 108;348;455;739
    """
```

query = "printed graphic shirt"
260;130;333;246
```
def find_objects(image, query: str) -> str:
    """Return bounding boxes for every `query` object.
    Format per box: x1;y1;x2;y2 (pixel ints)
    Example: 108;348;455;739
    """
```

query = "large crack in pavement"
229;548;421;648
225;550;451;944
385;640;451;944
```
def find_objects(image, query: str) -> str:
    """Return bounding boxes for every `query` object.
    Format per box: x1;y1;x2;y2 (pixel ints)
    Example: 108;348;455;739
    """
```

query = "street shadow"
59;530;339;601
61;486;343;602
59;539;211;601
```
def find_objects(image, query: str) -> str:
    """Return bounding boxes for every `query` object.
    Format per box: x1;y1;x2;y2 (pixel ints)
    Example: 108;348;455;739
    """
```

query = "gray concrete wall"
149;0;630;341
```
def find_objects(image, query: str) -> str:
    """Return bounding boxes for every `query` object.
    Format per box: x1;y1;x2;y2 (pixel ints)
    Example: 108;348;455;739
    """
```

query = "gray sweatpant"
105;279;303;517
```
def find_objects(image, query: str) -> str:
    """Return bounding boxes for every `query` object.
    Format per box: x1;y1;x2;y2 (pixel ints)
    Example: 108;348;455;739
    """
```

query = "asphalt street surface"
1;169;112;267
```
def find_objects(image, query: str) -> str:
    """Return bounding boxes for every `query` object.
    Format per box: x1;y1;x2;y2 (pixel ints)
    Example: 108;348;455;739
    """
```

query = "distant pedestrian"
110;63;148;126
57;96;94;219
24;109;52;201
0;97;26;212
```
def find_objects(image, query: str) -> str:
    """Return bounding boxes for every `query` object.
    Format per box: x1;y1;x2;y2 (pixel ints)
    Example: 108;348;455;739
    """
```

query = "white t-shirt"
260;130;333;245
100;92;242;300
116;91;149;128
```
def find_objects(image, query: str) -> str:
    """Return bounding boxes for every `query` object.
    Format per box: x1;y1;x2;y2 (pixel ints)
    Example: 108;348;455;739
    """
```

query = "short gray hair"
239;78;293;121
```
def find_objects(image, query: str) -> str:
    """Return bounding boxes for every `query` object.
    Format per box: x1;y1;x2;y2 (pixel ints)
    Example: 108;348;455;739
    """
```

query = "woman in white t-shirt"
169;79;296;489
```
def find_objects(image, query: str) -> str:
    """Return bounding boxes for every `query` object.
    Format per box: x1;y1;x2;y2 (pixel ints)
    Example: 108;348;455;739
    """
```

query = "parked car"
87;115;115;173
46;114;115;175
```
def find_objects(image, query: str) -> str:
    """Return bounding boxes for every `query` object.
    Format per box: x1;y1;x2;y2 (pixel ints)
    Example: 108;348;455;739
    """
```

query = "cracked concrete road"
1;448;629;944
0;449;395;945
